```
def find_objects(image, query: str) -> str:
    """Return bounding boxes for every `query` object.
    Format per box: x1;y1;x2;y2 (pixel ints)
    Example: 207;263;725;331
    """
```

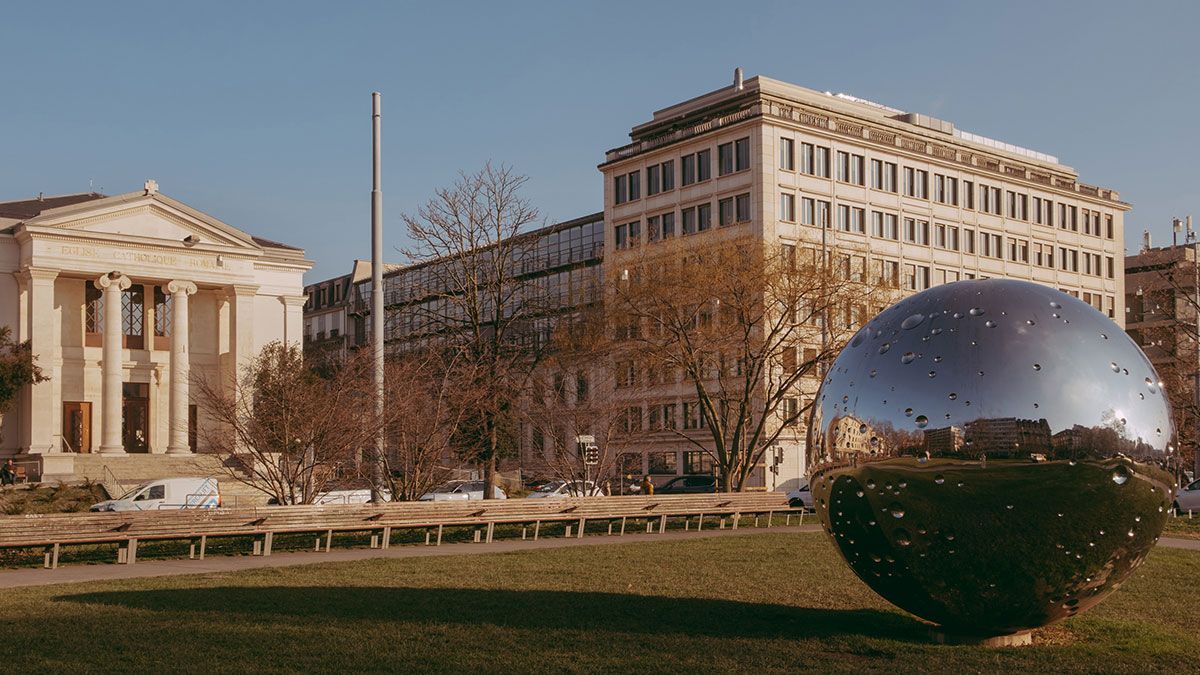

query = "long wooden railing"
1;493;806;569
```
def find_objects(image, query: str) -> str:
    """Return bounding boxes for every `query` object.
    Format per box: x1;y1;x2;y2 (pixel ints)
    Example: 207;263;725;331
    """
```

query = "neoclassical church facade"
0;182;310;479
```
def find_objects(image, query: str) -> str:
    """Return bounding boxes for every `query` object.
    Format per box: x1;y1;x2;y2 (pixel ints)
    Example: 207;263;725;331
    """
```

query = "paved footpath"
0;524;821;589
3;528;1196;589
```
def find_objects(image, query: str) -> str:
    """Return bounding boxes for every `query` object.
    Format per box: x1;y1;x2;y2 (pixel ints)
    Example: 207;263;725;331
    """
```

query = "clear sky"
1;1;1196;281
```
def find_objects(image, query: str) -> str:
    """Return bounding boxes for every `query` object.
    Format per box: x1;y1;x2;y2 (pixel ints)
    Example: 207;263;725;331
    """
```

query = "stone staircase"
70;454;269;506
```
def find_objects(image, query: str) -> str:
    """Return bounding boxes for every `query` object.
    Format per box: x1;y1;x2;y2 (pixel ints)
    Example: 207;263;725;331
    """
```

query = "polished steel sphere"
808;278;1176;637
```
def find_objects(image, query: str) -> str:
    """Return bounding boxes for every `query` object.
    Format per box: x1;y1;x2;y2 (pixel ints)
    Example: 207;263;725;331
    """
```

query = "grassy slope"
0;483;106;515
0;533;1193;673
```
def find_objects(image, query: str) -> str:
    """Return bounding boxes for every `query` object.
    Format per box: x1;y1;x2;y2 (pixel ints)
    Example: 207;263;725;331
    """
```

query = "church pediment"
21;192;261;252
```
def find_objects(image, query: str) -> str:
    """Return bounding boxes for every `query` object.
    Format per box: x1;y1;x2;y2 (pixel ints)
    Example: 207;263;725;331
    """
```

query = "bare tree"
609;235;888;491
521;310;633;494
379;354;469;501
194;342;377;505
401;163;544;498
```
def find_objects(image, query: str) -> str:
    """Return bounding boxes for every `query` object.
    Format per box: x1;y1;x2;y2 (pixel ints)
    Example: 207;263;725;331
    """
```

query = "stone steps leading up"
71;454;269;506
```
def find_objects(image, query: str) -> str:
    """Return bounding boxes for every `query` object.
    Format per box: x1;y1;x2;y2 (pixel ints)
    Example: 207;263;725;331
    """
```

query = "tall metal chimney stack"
734;67;744;91
1143;229;1152;253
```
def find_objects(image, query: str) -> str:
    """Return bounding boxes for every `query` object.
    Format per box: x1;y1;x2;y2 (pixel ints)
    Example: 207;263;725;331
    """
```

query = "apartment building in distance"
1125;231;1200;470
601;70;1129;490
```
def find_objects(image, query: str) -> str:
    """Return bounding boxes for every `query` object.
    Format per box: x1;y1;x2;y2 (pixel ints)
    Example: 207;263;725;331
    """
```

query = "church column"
19;268;59;454
166;280;197;455
278;295;307;347
96;272;131;455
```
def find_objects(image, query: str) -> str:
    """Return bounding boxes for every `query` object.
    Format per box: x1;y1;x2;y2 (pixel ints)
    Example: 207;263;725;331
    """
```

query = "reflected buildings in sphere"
807;278;1176;637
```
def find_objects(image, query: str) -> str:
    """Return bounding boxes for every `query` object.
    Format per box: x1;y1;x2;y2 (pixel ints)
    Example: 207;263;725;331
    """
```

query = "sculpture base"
930;629;1032;647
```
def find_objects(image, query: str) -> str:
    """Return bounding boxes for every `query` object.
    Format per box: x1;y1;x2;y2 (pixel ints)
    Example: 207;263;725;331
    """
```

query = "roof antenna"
734;67;744;91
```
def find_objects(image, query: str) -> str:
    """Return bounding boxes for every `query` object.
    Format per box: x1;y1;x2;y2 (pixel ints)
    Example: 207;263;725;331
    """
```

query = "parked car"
91;477;220;512
1175;478;1200;514
656;475;718;494
313;489;392;505
787;482;813;510
527;480;606;499
419;480;507;501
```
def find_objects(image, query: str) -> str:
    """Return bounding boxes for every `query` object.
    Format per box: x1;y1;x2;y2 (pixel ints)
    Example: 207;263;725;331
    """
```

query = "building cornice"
602;86;1128;211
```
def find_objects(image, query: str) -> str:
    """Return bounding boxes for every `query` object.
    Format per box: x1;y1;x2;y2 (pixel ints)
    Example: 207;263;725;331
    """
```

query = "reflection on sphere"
808;279;1176;636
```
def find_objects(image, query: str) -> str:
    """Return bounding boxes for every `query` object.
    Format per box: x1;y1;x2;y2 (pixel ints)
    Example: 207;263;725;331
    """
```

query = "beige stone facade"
601;73;1129;491
0;184;311;479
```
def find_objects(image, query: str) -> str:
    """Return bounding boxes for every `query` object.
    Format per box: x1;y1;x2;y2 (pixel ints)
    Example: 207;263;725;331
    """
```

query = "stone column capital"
20;267;60;284
279;294;308;308
167;279;198;296
94;271;132;292
230;283;259;298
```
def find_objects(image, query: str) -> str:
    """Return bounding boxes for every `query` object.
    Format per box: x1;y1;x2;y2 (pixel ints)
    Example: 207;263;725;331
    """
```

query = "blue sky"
1;1;1196;280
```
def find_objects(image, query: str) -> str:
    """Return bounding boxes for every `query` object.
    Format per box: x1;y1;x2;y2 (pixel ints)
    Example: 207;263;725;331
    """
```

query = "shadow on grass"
59;586;927;642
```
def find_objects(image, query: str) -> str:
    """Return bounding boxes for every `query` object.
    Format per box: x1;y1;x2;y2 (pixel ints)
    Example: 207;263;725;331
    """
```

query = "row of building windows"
616;449;714;476
615;193;752;249
614;137;750;205
778;197;1116;278
776;136;1114;239
780;242;1117;316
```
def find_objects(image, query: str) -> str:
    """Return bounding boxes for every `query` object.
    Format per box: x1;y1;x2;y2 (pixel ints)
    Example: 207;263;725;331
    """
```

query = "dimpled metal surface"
807;279;1176;636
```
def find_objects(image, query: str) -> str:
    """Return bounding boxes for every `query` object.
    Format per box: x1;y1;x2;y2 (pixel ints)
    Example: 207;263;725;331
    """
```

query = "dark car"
656;475;719;494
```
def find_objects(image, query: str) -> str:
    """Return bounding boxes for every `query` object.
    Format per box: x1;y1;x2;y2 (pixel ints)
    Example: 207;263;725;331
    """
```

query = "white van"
90;477;220;512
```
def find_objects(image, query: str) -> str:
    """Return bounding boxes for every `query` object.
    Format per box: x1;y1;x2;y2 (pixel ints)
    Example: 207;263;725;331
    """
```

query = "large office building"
0;182;311;480
600;71;1128;490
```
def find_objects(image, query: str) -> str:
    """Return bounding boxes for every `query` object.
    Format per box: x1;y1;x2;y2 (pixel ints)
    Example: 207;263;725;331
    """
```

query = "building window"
837;152;864;185
904;218;929;245
801;143;830;178
682;154;696;186
735;137;749;171
85;284;103;334
963;228;975;254
735;193;751;222
719;142;734;176
661;211;676;238
871;160;897;192
647;215;660;242
782;397;799;426
614;174;627;205
780;193;796;222
684;450;713;475
647;451;677;474
153;287;172;337
614;223;628;250
697;203;712;232
682;206;697;235
780;138;795;171
122;286;145;337
622;406;642;433
629;171;640;201
962;180;975;210
719;197;734;227
647;164;661;196
627;220;641;246
661;160;675;191
697;149;711;182
903;168;928;199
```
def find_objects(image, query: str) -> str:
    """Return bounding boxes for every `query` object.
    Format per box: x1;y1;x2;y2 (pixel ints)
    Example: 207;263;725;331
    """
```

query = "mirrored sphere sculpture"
808;279;1176;637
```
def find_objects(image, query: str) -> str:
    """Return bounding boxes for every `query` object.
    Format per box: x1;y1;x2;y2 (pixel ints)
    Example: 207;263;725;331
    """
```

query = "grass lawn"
0;532;1194;673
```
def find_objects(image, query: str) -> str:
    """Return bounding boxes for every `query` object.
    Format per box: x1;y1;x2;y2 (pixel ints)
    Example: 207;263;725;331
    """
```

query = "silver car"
419;480;507;501
527;480;605;499
1175;479;1200;514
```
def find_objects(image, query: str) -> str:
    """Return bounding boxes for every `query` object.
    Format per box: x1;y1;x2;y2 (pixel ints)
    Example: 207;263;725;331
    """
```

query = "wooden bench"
0;493;803;569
